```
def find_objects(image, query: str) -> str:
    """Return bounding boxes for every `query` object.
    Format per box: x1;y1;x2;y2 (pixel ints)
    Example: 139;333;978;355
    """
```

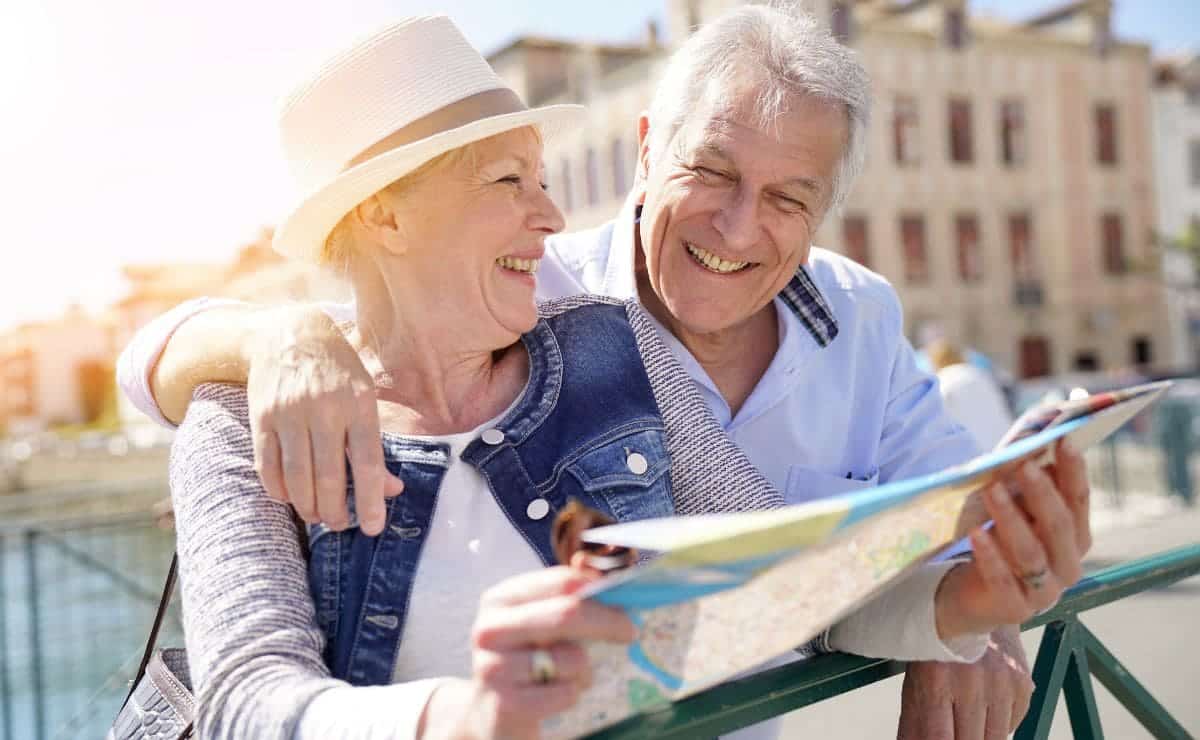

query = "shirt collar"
600;202;840;348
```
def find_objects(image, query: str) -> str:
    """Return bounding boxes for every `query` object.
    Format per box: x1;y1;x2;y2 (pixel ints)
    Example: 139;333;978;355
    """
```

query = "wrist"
245;305;340;373
934;563;996;641
418;679;475;740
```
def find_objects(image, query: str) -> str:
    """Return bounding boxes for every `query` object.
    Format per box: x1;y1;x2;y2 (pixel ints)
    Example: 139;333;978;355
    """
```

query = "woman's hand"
936;439;1092;639
421;566;636;740
247;306;403;536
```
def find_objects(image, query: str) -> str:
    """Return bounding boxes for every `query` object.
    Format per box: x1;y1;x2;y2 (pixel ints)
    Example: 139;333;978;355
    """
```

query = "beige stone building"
489;0;1171;379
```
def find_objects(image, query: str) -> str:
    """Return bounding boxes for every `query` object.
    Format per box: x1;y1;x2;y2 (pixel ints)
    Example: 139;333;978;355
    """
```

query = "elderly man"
120;6;1064;739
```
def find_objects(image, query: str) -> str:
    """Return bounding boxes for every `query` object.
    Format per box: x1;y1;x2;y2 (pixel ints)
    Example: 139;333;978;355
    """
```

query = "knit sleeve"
169;383;425;739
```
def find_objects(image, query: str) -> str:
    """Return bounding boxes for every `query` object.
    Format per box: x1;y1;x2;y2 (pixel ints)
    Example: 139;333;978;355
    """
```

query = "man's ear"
636;113;653;179
350;194;408;256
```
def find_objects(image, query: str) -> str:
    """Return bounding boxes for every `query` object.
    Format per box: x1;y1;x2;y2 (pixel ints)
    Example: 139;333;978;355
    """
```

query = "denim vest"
307;303;675;686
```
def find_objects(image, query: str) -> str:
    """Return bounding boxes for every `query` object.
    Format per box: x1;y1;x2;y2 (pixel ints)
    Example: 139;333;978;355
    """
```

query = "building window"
948;98;974;164
1018;336;1052;379
1095;104;1118;165
1191;140;1200;188
1132;336;1153;366
559;157;573;213
1009;213;1036;279
1073;351;1099;371
843;215;870;268
956;214;982;282
585;147;599;207
945;8;967;49
900;215;929;284
893;96;920;166
611;137;629;197
999;100;1026;166
831;2;853;43
1102;212;1126;275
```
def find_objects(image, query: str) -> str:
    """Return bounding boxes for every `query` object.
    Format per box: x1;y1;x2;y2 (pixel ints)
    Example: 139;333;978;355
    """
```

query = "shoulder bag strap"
120;552;179;711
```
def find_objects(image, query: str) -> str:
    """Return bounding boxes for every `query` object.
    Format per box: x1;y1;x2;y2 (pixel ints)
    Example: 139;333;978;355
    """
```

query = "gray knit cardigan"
168;296;786;739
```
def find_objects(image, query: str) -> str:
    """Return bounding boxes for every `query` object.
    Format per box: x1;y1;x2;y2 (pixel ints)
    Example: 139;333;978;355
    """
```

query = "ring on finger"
530;648;557;684
1021;567;1049;590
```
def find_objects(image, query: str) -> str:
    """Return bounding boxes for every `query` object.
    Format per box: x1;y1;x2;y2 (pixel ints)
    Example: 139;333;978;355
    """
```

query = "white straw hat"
272;15;584;262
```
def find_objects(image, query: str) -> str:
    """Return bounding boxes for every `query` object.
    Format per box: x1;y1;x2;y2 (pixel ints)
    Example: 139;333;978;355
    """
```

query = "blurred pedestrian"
928;339;1014;451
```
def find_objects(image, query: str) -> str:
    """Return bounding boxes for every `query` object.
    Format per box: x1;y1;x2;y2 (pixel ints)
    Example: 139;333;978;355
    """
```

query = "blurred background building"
1153;52;1200;370
501;0;1182;380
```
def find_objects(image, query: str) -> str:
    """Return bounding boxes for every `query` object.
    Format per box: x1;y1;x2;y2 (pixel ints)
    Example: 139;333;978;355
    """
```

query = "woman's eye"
498;175;522;186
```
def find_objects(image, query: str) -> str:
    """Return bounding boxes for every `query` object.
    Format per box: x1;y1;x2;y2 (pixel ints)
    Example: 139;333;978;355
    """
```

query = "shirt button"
526;498;550;520
481;429;505;445
626;452;649;475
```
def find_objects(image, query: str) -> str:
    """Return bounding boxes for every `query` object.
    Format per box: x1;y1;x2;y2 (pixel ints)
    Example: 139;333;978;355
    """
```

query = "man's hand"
936;440;1092;639
898;625;1033;740
247;306;403;536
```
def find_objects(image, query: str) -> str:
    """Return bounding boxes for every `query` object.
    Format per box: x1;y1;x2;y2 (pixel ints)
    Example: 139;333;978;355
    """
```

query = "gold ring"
530;648;557;684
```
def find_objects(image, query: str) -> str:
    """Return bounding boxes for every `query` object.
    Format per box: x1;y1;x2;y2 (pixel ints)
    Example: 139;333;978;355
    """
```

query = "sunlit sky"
0;1;1194;332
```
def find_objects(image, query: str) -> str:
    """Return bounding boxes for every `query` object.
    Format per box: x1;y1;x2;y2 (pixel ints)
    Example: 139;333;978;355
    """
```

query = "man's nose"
712;185;761;253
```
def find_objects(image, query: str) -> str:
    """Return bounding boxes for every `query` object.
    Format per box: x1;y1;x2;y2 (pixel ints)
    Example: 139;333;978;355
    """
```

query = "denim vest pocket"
784;465;880;506
564;427;673;521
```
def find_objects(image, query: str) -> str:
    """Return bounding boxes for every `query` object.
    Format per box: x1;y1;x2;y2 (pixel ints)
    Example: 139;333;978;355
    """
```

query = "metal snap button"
626;452;649;475
526;498;550;520
481;429;505;445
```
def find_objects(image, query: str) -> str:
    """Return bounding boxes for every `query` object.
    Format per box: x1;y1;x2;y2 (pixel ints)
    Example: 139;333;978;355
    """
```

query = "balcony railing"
586;543;1200;740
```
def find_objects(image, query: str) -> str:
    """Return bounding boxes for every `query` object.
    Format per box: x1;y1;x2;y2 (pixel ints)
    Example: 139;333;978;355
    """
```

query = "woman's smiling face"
375;127;564;340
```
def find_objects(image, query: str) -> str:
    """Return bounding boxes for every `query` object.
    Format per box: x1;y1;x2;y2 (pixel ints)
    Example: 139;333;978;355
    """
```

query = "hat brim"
273;103;584;262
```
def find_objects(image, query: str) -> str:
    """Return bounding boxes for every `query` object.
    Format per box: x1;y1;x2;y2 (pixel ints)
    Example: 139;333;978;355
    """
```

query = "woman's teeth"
497;256;540;274
685;242;751;274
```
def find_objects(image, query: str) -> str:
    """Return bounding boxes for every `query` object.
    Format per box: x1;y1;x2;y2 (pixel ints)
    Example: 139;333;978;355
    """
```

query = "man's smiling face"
636;75;849;336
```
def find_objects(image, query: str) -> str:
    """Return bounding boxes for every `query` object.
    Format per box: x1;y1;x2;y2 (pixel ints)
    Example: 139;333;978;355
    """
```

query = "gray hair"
646;3;871;212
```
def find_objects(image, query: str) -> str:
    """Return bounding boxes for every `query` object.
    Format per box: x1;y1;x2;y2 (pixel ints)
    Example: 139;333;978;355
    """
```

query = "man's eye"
694;166;728;180
776;195;808;213
498;175;522;185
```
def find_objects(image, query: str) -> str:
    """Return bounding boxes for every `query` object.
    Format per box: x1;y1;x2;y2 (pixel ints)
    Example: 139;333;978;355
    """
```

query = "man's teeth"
497;256;540;274
685;243;751;274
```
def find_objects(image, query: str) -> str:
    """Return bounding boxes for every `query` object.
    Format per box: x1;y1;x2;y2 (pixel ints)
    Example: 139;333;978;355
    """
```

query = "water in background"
0;516;179;740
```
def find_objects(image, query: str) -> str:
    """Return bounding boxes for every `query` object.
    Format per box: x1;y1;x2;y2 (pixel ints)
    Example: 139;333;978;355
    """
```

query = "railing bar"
1079;624;1194;739
1024;544;1200;630
0;535;12;740
24;531;45;740
1016;620;1075;740
1063;642;1105;740
588;655;906;739
31;529;161;605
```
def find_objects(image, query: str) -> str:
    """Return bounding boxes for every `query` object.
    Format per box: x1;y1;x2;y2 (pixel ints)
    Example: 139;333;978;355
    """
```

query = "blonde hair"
927;339;967;372
318;144;475;267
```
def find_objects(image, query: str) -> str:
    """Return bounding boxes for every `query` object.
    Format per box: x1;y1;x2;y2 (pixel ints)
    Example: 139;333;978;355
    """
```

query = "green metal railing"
588;543;1200;740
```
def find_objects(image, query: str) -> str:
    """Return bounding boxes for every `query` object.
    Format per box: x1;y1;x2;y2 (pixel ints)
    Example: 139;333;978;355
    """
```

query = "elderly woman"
167;16;1091;740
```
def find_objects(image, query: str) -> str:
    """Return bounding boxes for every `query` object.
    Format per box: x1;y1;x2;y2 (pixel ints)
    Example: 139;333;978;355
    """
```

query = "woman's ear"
351;194;408;256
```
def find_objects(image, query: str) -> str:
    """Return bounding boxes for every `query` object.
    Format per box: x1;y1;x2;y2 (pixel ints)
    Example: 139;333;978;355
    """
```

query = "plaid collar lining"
780;266;839;348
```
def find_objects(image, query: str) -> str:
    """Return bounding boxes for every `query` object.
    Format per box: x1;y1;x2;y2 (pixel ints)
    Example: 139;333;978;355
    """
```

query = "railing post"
1017;620;1077;740
1079;624;1193;739
24;530;44;740
0;534;11;740
1062;638;1104;739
